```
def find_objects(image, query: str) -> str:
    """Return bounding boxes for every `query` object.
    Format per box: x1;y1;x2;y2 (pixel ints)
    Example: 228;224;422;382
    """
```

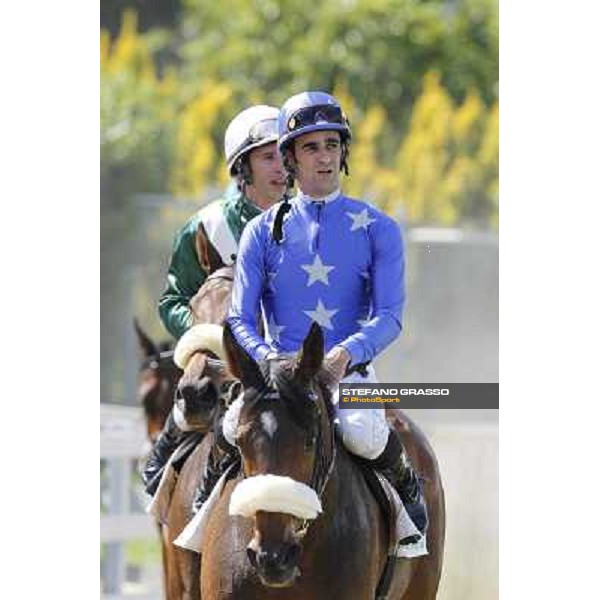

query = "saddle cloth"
145;432;203;525
173;462;238;553
370;470;428;559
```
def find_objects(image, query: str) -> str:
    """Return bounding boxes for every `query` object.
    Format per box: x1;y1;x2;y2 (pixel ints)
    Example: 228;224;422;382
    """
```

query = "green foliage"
101;11;178;208
180;0;498;119
101;1;498;227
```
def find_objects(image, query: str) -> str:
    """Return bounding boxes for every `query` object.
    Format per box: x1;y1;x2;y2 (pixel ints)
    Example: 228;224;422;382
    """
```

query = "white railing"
101;404;158;598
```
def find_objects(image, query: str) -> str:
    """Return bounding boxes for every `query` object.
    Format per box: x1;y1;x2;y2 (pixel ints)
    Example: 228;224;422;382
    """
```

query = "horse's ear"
223;322;265;389
294;322;324;381
134;318;157;357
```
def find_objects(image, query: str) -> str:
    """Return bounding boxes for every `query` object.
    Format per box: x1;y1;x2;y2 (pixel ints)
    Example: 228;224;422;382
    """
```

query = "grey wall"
376;228;498;384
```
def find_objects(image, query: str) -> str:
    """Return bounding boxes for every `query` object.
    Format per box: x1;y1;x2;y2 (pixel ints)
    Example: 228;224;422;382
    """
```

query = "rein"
294;398;337;539
205;268;234;284
141;350;227;383
140;350;178;372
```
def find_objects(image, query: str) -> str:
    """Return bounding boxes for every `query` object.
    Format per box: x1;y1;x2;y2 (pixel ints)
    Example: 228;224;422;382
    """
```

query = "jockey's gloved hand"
322;345;351;387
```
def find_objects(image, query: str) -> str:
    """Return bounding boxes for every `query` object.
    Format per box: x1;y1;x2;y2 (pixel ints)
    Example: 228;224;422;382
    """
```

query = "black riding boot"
192;420;239;514
369;429;428;538
142;410;184;496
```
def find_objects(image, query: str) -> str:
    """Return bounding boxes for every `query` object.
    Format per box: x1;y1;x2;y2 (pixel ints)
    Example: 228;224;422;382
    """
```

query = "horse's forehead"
260;411;278;438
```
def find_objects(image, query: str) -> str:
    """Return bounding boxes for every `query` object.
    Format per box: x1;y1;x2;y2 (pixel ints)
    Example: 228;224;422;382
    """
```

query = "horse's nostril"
246;546;258;568
255;544;300;571
257;550;273;570
178;383;192;400
284;543;301;566
177;378;218;406
202;381;218;403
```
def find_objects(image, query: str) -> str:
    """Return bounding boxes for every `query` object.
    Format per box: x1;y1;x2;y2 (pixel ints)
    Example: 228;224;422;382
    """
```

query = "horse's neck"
190;279;232;325
324;444;363;507
313;443;387;569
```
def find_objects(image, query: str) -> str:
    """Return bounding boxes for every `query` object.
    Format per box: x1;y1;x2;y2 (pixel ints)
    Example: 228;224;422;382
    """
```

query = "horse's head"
174;342;230;431
134;319;181;442
224;322;334;588
173;268;236;431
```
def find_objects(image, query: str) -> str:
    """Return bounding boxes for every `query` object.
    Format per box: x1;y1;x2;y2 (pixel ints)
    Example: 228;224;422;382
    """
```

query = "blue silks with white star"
227;193;406;366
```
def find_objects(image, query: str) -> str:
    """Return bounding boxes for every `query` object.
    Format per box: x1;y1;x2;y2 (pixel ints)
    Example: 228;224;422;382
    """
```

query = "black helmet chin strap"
273;174;294;244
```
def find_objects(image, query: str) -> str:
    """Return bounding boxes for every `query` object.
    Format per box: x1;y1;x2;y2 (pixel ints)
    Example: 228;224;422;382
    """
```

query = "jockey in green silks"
142;105;286;497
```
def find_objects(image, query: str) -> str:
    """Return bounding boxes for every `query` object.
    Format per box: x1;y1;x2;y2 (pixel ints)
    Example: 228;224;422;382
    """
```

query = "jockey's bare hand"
322;345;351;387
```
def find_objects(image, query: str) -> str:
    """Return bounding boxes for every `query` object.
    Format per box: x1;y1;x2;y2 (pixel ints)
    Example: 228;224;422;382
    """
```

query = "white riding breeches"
222;394;244;448
332;366;389;460
222;365;389;461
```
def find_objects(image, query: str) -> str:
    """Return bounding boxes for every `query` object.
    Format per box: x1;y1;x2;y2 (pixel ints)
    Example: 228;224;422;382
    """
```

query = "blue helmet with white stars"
278;91;351;153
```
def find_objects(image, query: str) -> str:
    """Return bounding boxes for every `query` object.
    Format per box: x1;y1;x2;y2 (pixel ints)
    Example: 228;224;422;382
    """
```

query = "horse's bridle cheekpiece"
234;373;337;540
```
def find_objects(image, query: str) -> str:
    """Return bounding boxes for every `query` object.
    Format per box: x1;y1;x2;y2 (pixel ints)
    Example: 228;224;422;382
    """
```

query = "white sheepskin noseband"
174;323;224;369
229;474;322;520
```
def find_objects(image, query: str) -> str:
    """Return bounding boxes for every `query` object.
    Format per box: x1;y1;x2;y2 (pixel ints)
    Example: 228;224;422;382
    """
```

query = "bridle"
293;388;337;540
140;349;178;373
238;373;337;540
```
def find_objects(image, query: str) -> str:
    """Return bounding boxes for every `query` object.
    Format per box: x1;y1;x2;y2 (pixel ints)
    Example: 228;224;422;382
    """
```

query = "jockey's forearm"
159;213;209;340
339;215;405;365
158;296;193;340
339;311;402;366
226;315;272;362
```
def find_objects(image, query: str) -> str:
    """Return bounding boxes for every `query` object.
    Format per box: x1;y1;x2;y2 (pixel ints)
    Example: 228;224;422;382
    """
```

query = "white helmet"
224;105;280;176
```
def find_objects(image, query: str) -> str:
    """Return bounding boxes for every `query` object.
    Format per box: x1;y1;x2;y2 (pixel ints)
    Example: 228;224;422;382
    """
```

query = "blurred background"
100;1;498;598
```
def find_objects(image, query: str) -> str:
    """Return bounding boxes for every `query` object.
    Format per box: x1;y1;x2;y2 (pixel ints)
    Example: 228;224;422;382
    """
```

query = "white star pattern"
301;254;335;286
303;299;339;330
267;314;285;344
347;209;376;232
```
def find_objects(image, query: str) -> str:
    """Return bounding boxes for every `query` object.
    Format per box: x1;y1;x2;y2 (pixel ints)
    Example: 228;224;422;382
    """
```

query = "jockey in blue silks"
207;91;427;537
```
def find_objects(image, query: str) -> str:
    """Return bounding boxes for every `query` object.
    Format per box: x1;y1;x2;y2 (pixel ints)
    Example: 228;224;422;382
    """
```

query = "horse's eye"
234;421;256;446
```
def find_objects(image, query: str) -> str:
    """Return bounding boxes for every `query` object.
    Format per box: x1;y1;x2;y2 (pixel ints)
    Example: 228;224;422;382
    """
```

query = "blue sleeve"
340;217;405;365
227;220;273;361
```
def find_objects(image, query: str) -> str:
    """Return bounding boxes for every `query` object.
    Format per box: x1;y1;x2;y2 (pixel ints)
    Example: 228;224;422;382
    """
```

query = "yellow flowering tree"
170;82;233;197
101;10;178;208
101;12;498;228
385;71;498;228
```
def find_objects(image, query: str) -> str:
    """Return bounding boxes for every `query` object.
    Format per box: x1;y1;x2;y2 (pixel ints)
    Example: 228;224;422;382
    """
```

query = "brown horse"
194;322;445;599
162;266;237;600
134;318;182;599
134;318;180;443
